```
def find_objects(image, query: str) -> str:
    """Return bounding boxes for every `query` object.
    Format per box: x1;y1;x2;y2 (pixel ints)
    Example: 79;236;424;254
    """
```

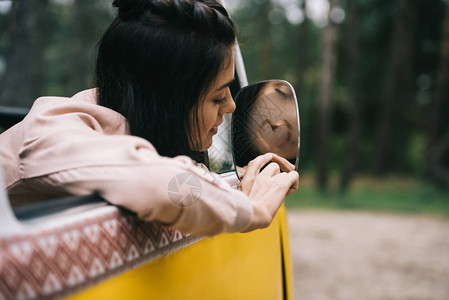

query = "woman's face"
190;53;236;151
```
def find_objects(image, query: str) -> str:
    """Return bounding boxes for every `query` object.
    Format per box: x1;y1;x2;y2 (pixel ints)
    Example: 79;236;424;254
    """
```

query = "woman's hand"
238;153;298;195
271;154;298;195
238;153;299;232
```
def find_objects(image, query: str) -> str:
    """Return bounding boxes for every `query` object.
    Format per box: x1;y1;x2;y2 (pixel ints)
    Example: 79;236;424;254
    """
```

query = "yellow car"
0;1;299;299
0;167;293;300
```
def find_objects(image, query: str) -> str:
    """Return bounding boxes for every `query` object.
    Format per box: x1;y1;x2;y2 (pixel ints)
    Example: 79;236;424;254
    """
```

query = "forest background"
0;0;448;217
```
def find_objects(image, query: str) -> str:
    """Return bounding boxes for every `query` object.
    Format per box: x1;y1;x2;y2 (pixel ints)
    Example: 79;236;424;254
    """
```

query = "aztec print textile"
0;204;202;300
0;167;240;300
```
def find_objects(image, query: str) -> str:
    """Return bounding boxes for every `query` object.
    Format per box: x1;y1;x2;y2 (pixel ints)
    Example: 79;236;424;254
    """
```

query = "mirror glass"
231;80;300;179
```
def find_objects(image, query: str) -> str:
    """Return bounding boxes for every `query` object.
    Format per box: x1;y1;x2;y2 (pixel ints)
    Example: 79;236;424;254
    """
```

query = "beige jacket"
0;89;253;236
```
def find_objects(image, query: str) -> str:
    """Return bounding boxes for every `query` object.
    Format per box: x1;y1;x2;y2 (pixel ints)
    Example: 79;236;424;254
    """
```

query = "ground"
287;210;449;300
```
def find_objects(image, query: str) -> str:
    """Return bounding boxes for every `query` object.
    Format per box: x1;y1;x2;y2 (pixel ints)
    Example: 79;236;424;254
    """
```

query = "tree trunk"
374;0;415;174
259;1;273;80
425;2;449;186
316;0;338;190
340;0;361;192
294;0;310;90
0;0;49;107
69;0;109;94
293;0;313;164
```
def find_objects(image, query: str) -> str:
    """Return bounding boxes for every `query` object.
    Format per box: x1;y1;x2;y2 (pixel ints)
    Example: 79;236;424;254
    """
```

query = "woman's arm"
7;92;297;236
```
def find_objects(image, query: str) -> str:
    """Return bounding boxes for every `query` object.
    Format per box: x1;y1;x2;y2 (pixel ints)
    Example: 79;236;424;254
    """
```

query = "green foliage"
0;1;113;99
230;0;448;180
286;175;449;218
0;0;447;186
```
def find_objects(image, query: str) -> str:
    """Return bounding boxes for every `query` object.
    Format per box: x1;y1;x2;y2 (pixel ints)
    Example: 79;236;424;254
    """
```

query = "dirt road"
287;211;449;300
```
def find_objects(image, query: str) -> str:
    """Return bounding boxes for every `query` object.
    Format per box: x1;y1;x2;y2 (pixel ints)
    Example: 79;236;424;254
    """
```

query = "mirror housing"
231;80;300;179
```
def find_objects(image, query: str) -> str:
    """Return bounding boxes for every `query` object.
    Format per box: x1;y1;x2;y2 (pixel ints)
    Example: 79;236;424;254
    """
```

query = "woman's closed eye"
213;96;227;105
275;88;290;99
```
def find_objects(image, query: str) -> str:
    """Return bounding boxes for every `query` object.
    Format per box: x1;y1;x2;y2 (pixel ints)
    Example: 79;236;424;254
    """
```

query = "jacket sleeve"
16;94;253;236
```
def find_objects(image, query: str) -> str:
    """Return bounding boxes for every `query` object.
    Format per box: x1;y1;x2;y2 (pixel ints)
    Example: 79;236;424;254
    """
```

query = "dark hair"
232;83;263;167
95;0;236;160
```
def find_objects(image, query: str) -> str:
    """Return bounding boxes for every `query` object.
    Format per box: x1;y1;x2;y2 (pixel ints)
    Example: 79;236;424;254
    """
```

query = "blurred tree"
425;1;449;187
259;0;273;80
41;1;112;97
294;0;310;90
374;0;415;174
0;0;49;107
70;0;111;93
0;5;12;58
340;0;362;192
317;0;339;190
0;0;446;186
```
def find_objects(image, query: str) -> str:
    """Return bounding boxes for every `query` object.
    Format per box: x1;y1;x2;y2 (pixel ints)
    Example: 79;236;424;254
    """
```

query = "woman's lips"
210;121;222;135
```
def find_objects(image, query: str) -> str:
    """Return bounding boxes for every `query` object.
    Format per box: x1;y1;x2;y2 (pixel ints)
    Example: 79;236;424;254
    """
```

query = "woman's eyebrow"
216;78;236;91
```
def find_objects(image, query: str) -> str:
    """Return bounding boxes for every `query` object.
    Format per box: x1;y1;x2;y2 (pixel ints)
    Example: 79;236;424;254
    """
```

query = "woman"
0;0;298;236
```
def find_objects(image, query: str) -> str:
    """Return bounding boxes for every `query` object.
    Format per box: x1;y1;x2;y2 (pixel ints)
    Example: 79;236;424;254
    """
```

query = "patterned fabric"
0;206;202;300
0;173;240;300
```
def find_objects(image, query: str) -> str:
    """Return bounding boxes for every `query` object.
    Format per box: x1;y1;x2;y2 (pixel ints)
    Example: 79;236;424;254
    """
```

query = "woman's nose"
222;88;235;114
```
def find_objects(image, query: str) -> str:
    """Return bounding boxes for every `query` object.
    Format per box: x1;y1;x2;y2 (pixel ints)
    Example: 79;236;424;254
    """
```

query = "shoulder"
8;89;158;180
25;89;128;136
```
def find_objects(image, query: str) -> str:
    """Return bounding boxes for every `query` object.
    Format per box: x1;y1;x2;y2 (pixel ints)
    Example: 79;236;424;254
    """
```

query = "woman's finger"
286;172;299;195
273;171;299;193
238;154;273;195
259;162;281;178
271;154;295;172
243;153;274;179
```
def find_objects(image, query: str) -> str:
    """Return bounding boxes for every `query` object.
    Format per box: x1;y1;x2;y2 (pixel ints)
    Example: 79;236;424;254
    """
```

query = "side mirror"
231;80;300;179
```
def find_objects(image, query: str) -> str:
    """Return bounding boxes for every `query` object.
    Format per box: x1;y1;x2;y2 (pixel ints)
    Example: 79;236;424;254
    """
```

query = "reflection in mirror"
232;80;300;179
